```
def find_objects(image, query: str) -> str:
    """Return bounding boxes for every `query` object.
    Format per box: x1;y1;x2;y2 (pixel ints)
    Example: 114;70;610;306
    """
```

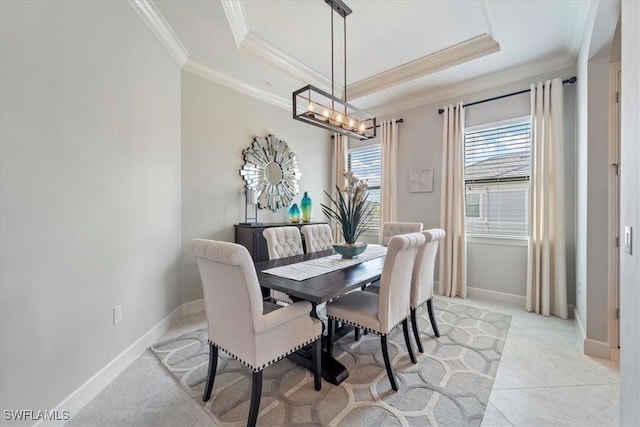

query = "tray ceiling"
145;0;591;114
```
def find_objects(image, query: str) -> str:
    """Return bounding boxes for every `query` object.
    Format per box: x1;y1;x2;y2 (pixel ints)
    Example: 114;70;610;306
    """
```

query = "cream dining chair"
325;232;426;391
381;222;424;246
301;224;334;252
410;228;446;354
353;222;425;341
263;226;304;304
186;239;322;427
361;222;423;299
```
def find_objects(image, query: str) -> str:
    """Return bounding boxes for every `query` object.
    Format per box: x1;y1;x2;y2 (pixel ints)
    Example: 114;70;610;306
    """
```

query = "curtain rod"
437;76;577;115
375;118;404;128
330;118;403;138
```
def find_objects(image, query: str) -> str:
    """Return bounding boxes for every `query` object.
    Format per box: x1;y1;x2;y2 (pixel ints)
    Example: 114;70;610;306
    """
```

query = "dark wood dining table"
254;248;386;385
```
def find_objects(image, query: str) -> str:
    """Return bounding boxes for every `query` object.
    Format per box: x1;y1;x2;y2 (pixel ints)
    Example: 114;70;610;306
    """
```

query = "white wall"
575;17;590;338
0;0;182;418
180;71;332;303
619;1;640;423
369;67;576;301
575;0;620;354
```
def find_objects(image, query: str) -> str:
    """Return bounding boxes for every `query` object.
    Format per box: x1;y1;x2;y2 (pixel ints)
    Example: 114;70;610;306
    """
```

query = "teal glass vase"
288;203;301;223
300;191;313;222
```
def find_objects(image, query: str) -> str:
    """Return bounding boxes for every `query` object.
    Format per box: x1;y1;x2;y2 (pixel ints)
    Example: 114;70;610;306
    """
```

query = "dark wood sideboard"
234;222;328;263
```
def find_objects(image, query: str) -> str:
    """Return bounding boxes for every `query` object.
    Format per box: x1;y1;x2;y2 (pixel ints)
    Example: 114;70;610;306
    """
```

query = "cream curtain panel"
527;79;568;319
439;103;467;298
380;120;399;235
332;133;348;243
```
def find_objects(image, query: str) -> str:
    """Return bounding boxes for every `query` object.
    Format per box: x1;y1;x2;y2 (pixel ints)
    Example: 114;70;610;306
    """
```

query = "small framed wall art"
409;168;434;193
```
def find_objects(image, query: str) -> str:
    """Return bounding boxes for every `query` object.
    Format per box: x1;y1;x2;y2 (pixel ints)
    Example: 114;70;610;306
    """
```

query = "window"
348;145;381;235
464;118;531;237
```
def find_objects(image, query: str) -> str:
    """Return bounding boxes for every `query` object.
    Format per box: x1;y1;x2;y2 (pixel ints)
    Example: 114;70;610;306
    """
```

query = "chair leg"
203;343;218;401
248;371;263;427
355;327;361;341
410;307;424;353
312;337;321;391
381;335;398;391
402;318;417;364
327;318;335;357
427;298;440;337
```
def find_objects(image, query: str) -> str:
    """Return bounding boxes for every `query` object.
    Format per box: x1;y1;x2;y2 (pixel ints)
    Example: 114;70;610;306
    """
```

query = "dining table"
254;245;387;385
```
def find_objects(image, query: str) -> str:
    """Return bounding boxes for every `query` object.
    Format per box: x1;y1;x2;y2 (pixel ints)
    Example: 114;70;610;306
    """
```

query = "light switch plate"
624;226;632;255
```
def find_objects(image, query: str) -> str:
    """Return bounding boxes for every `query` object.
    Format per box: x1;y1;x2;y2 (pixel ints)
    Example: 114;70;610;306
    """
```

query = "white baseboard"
584;338;612;360
181;298;204;316
610;347;620;362
466;286;526;307
574;306;586;340
38;305;184;427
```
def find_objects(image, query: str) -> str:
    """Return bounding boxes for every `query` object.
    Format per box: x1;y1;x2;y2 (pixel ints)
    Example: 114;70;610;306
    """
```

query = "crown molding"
348;34;500;100
240;32;333;92
369;53;575;116
220;0;248;47
183;60;290;111
221;0;337;94
567;0;593;60
128;0;189;67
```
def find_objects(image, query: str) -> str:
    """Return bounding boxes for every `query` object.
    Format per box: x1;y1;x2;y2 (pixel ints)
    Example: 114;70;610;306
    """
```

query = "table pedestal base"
287;323;354;385
287;351;349;385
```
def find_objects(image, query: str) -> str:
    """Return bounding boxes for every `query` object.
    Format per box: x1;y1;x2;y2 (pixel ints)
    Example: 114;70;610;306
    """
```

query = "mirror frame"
240;134;301;212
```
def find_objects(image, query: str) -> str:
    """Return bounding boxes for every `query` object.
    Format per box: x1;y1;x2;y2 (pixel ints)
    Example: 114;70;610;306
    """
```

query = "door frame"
607;61;621;353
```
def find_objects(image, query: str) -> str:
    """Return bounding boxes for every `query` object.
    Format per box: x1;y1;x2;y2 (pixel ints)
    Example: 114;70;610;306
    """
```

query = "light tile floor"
67;297;620;426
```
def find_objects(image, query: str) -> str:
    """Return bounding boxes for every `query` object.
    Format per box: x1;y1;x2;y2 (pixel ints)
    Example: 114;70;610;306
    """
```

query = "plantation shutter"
348;145;381;233
464;120;531;237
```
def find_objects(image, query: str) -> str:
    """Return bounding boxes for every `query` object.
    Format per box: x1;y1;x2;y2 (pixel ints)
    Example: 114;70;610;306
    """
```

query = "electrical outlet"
624;226;633;255
577;281;582;297
113;305;123;325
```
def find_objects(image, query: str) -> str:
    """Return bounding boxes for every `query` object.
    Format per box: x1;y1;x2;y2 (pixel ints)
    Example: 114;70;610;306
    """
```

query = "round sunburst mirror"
240;134;301;212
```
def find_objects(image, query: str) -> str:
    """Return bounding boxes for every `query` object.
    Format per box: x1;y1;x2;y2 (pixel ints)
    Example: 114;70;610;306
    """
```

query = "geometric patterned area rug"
150;298;511;426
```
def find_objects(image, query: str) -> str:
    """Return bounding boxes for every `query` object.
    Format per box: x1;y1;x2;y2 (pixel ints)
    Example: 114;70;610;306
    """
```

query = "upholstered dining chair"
381;222;424;246
263;226;304;304
186;239;322;427
410;228;446;354
301;224;334;253
351;222;424;341
325;232;426;391
359;222;423;300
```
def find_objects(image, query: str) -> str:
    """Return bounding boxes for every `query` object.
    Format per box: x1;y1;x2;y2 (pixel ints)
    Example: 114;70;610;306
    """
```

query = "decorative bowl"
333;242;368;259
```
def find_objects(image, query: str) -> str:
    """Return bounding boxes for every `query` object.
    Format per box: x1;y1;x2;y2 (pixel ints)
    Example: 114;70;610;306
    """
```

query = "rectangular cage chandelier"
292;0;376;140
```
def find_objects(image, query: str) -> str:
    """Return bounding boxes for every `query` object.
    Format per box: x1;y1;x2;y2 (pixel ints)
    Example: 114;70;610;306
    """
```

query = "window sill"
467;235;528;247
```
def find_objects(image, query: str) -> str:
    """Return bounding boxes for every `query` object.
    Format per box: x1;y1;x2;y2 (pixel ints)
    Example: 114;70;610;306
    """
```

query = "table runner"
262;244;387;281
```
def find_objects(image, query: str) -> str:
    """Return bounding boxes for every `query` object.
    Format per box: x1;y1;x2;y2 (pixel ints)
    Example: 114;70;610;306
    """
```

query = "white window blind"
464;119;531;237
348;145;381;234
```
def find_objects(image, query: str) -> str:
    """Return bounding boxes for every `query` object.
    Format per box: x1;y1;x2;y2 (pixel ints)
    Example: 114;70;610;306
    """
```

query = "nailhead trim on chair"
209;334;322;373
326;315;405;336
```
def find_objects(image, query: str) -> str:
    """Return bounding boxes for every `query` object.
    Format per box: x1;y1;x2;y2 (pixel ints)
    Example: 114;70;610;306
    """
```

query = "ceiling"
142;0;591;115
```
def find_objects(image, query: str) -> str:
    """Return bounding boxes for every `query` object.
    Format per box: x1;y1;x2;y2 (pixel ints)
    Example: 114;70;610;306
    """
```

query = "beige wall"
367;67;576;301
180;71;332;303
619;1;640;423
0;0;182;417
